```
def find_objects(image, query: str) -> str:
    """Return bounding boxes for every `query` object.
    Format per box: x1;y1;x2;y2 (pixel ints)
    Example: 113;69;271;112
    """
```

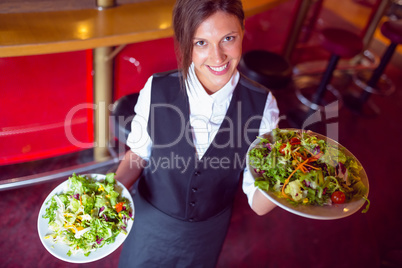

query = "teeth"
210;63;228;72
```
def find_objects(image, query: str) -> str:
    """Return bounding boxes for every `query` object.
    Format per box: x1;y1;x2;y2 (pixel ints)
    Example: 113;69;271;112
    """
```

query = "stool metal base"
294;76;343;111
343;90;380;117
353;69;395;96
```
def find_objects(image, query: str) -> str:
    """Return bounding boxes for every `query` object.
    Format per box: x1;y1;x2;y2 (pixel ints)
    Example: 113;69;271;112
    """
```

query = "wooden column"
361;0;392;50
282;0;313;61
93;0;116;161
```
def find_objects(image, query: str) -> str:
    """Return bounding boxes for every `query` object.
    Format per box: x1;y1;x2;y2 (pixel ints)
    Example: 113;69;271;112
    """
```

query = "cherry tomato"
279;144;286;154
331;191;346;204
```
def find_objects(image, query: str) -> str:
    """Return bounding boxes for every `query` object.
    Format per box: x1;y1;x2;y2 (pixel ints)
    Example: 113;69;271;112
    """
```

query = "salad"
42;173;133;257
248;128;370;212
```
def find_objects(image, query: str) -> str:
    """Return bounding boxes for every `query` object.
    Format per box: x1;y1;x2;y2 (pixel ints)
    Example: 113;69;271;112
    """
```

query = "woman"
117;0;278;267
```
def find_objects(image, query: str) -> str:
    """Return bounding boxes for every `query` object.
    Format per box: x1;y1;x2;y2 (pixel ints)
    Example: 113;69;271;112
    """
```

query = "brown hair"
172;0;245;84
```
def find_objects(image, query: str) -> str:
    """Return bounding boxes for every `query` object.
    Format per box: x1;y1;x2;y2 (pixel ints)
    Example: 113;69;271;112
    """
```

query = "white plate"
37;174;134;263
247;129;369;220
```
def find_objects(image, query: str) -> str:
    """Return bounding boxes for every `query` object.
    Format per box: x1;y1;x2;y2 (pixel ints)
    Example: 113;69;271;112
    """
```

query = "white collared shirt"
185;63;238;159
126;64;279;208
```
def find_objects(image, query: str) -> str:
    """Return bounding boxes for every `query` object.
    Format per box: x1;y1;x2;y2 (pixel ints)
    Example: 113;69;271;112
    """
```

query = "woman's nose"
210;45;226;64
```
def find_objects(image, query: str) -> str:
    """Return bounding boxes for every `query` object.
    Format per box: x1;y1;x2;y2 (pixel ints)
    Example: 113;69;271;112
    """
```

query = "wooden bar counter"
0;0;287;58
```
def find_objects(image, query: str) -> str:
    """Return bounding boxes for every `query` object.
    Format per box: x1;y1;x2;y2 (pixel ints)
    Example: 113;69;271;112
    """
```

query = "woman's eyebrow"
194;31;239;40
224;31;239;36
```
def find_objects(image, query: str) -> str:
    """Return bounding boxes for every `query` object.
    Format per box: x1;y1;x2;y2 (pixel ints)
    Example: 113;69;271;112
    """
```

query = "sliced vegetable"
115;202;125;213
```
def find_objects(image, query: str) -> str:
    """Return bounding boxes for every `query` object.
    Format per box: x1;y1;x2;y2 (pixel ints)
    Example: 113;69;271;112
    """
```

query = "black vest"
138;70;268;221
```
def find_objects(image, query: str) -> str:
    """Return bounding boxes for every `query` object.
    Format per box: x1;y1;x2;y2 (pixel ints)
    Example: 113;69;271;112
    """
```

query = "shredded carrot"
295;150;309;162
292;154;301;165
299;165;308;173
304;164;320;170
282;158;310;199
282;144;322;199
304;148;314;155
307;158;317;163
79;195;82;206
311;152;323;160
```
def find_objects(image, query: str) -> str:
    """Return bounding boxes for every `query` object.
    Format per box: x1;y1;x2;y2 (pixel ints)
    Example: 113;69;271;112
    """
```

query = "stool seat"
295;28;363;111
381;20;402;44
238;50;292;89
110;93;139;144
320;28;363;58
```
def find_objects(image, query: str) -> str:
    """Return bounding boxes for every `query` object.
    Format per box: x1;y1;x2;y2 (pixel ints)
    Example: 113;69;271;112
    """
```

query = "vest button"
189;202;196;207
192;188;198;192
189;218;194;222
194;171;201;176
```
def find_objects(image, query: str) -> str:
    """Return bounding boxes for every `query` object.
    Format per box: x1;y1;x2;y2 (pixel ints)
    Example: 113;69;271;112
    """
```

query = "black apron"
118;191;232;268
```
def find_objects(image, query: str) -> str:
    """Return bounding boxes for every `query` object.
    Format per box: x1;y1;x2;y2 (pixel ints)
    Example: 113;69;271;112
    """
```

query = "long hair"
172;0;245;86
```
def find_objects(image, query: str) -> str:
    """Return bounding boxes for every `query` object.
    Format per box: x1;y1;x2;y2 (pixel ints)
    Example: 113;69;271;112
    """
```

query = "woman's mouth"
208;62;229;74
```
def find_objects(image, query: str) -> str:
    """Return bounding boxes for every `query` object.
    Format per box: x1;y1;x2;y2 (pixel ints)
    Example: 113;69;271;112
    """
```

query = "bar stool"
109;93;139;145
344;19;402;116
295;28;363;111
238;0;315;90
238;50;292;89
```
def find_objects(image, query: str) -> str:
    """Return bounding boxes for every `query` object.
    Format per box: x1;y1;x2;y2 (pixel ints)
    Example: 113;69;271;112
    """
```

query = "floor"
1;1;402;268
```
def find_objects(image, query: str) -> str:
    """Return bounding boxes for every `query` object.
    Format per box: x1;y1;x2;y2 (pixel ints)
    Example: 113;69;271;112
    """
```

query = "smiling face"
192;11;244;94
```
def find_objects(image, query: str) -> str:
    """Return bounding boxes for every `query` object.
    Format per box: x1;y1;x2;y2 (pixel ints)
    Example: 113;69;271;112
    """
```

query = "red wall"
0;50;93;165
0;38;178;166
114;37;178;99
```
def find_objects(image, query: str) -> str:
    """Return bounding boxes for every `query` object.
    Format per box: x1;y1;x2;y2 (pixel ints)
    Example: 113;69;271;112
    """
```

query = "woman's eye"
224;36;235;42
195;41;206;46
